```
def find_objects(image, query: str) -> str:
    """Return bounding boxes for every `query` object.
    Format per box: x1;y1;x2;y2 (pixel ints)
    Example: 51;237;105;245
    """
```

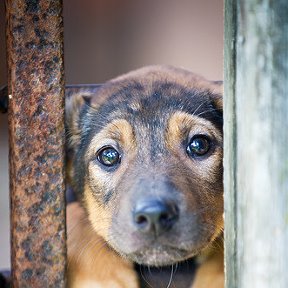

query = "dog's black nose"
133;200;179;236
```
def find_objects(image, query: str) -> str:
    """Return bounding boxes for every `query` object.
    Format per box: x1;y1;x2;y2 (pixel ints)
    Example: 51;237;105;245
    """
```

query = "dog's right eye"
97;146;121;167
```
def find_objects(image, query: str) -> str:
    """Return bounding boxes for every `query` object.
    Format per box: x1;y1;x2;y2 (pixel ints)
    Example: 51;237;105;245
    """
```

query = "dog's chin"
123;244;197;267
108;230;217;266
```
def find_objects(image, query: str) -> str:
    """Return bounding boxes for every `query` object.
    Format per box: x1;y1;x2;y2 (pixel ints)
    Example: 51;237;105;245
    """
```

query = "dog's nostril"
133;200;179;236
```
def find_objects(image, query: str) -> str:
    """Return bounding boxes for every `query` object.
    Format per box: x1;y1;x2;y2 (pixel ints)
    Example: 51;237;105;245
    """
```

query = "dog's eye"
97;147;121;167
187;135;210;157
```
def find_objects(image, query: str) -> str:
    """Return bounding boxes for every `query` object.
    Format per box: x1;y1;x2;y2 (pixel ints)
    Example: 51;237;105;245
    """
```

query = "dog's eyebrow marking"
165;111;222;150
86;119;136;161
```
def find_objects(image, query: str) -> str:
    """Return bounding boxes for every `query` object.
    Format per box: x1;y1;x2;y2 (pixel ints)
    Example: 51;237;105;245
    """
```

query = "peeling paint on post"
6;0;66;287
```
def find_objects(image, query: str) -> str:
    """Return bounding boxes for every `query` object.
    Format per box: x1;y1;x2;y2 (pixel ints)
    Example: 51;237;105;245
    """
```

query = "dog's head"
66;65;223;266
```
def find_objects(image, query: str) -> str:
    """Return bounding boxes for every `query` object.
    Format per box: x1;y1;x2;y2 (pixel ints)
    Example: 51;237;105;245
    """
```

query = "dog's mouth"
108;228;213;266
124;244;197;266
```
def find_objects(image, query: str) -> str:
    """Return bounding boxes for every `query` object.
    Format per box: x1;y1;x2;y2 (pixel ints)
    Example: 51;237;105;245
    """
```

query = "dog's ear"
65;92;92;149
210;80;223;112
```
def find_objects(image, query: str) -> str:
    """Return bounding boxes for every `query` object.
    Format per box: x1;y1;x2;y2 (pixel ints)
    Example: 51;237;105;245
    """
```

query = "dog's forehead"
81;66;223;153
89;80;218;129
89;65;221;115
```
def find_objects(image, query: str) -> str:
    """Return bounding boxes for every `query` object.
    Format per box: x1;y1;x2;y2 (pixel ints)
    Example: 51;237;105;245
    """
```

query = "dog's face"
66;66;223;266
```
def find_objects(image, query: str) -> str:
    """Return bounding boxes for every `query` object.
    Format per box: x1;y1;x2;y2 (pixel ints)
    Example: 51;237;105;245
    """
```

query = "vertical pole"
224;1;288;287
6;0;66;287
223;0;237;287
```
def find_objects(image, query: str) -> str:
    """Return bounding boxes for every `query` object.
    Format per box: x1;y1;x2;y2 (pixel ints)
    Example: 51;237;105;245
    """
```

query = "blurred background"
0;0;223;270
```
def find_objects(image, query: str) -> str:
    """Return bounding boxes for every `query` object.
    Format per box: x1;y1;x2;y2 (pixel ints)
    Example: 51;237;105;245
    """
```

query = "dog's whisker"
74;236;107;266
73;238;97;266
195;108;221;117
166;264;174;288
191;97;212;117
147;265;153;278
139;265;154;288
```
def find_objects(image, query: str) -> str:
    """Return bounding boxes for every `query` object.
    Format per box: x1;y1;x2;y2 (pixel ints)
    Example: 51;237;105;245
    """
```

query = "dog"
65;65;224;288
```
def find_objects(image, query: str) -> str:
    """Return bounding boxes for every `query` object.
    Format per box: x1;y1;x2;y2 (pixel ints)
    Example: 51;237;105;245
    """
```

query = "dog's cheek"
176;162;223;243
84;163;123;241
196;176;224;241
83;184;113;241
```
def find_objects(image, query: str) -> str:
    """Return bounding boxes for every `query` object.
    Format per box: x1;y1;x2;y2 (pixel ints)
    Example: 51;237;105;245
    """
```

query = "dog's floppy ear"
65;84;102;150
65;91;92;149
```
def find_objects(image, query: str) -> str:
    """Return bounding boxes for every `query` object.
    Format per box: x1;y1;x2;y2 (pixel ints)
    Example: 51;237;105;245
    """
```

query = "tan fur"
193;246;224;288
84;186;112;241
67;203;139;288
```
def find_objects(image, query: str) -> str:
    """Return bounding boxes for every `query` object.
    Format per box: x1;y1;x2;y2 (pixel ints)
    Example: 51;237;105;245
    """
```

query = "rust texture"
6;0;66;287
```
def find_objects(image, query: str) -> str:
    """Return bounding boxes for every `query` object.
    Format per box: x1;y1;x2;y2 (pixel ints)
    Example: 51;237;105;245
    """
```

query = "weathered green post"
224;1;288;288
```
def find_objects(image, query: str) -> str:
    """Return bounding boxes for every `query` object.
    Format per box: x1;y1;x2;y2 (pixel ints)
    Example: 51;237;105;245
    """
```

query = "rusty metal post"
6;0;66;287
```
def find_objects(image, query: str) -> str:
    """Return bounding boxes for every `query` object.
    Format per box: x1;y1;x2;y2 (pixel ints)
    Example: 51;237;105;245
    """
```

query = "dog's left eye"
186;135;210;157
97;147;121;167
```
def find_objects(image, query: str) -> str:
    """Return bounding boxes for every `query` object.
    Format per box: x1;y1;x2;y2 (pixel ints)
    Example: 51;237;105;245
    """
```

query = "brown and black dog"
66;66;224;288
